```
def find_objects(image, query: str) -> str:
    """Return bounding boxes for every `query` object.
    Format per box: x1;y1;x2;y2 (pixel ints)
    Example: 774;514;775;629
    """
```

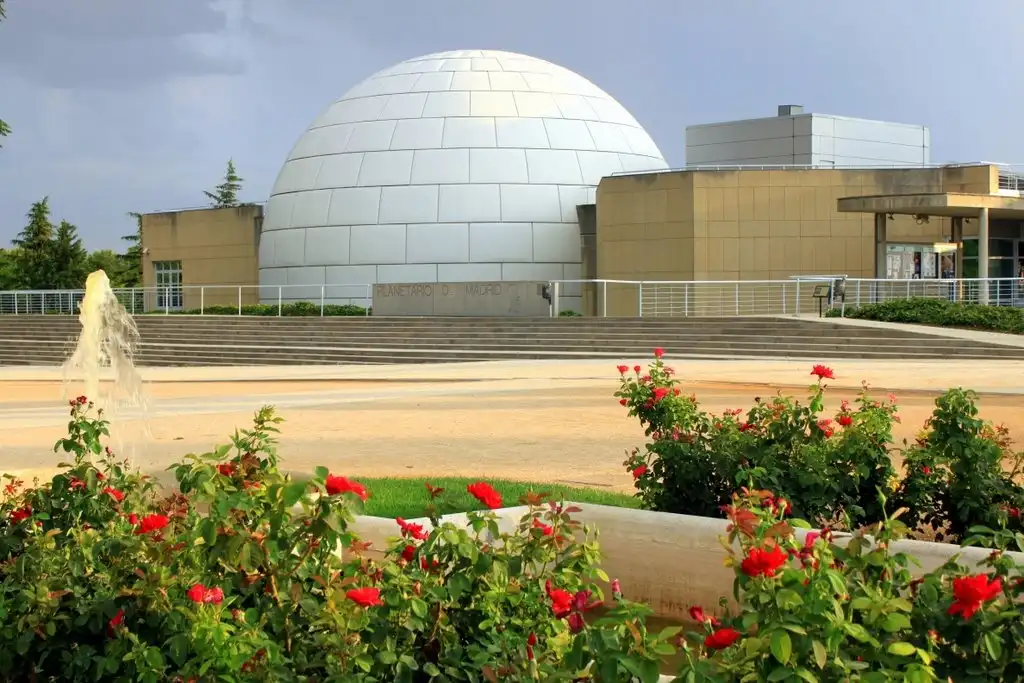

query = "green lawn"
354;477;640;519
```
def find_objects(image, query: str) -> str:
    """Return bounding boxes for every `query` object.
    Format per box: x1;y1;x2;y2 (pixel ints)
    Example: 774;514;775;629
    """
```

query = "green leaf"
983;631;1003;661
812;640;827;669
423;662;441;677
354;654;373;672
283;481;307;507
767;667;792;681
448;573;471;600
771;630;792;665
880;612;911;632
410;599;427;618
377;651;398;665
886;642;915;657
849;596;872;610
775;588;804;610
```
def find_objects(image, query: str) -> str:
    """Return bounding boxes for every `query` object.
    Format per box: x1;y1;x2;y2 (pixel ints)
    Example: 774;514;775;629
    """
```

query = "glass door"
154;261;183;311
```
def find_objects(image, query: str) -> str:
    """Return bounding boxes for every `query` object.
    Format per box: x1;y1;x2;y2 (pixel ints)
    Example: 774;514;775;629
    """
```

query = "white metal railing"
0;278;1021;318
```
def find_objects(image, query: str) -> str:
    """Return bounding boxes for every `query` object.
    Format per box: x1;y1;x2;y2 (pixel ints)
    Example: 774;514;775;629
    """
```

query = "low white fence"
0;277;1021;317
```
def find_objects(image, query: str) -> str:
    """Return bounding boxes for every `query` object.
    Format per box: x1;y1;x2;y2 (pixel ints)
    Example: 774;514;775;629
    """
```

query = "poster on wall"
922;253;937;278
886;253;903;279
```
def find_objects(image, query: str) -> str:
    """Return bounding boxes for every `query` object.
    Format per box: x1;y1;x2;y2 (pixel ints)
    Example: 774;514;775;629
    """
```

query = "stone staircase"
1;315;1023;366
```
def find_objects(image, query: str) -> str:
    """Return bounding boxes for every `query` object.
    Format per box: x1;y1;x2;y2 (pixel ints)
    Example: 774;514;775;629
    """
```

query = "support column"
874;213;888;279
951;216;964;301
978;207;990;305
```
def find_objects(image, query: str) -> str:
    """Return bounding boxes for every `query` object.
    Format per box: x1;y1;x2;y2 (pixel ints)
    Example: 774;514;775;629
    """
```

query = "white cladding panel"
261;49;668;302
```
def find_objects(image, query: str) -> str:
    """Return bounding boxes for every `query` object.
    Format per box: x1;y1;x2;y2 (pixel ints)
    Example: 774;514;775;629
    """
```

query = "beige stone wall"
595;165;999;315
141;205;262;310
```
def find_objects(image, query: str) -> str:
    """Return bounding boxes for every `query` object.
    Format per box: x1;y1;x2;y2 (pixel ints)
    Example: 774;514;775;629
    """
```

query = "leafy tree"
12;198;56;289
0;248;20;289
50;220;89;288
204;159;244;208
0;1;9;147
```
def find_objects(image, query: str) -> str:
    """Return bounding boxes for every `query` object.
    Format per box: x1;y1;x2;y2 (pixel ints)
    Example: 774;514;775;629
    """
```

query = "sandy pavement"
1;358;1022;493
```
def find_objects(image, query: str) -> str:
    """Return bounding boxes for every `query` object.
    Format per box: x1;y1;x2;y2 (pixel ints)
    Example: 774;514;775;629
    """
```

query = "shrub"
174;301;369;317
676;489;1024;681
0;398;677;682
827;297;1024;334
615;353;1024;542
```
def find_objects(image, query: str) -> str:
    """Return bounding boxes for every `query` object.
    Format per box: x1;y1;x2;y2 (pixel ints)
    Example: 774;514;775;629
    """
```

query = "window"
154;260;183;310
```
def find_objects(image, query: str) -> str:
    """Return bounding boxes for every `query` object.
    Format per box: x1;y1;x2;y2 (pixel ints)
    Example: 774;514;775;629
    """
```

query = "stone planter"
353;503;1024;624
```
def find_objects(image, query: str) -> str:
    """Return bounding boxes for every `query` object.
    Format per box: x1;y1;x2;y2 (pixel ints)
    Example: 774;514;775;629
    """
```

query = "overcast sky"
1;0;1021;250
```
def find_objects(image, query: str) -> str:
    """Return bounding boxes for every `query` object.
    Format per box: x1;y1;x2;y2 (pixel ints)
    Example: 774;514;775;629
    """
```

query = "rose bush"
616;353;1024;543
0;397;681;682
673;489;1024;682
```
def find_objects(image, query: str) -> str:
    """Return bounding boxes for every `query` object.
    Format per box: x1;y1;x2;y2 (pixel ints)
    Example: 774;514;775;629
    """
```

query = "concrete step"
2;315;1020;367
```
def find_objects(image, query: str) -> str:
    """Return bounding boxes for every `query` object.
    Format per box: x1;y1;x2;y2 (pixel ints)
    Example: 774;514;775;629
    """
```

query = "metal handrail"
1;277;1020;318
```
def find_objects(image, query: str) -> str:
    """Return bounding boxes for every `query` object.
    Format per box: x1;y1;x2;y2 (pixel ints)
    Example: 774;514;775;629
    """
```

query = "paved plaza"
1;358;1022;492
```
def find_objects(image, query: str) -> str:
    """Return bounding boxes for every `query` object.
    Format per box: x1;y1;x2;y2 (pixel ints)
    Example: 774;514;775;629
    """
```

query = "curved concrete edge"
352;503;1023;625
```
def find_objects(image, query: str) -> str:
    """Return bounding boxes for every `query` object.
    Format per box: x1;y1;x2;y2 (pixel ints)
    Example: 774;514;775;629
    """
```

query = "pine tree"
0;1;10;147
118;212;143;287
204;159;244;208
50;220;89;288
12;198;56;289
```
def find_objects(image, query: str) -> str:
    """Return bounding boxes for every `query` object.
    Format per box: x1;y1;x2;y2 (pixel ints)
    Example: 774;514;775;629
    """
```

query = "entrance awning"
837;192;1024;219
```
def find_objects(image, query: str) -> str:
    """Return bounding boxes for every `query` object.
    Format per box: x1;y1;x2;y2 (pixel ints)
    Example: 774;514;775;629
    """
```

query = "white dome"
259;49;667;306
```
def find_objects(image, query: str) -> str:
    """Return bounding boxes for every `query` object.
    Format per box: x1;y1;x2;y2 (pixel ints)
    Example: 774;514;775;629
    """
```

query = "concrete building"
591;163;1024;315
140;205;262;312
686;105;930;167
132;51;1024;316
259;49;668;311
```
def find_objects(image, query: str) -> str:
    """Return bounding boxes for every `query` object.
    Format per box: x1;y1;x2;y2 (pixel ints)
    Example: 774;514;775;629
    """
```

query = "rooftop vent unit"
777;104;804;116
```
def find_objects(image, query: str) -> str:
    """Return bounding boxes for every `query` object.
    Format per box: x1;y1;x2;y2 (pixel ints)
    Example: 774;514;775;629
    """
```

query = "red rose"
532;519;554;536
186;584;207;604
401;544;416;562
810;364;835;380
467;482;502;509
922;466;932;475
618;398;628;406
325;474;368;501
817;419;834;438
204;586;224;605
653;347;664;359
10;505;31;524
688;604;721;626
346;587;383;607
837;414;853;427
135;514;169;535
653;387;670;402
108;609;125;636
396;517;428;540
948;574;1002;619
633;365;641;373
127;513;139;525
740;545;788;578
217;462;236;477
545;580;573;618
704;627;741;650
566;612;586;633
631;464;648;479
616;365;629;374
102;487;124;503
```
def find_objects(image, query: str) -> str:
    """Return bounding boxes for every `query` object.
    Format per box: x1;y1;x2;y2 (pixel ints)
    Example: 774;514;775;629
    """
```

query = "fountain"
62;270;146;415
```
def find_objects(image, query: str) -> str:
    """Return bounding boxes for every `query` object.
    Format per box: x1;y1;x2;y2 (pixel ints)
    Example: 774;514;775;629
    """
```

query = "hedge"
825;297;1024;334
157;301;370;317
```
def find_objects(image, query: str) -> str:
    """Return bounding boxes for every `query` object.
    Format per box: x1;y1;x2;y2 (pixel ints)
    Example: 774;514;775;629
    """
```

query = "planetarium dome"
259;49;668;306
